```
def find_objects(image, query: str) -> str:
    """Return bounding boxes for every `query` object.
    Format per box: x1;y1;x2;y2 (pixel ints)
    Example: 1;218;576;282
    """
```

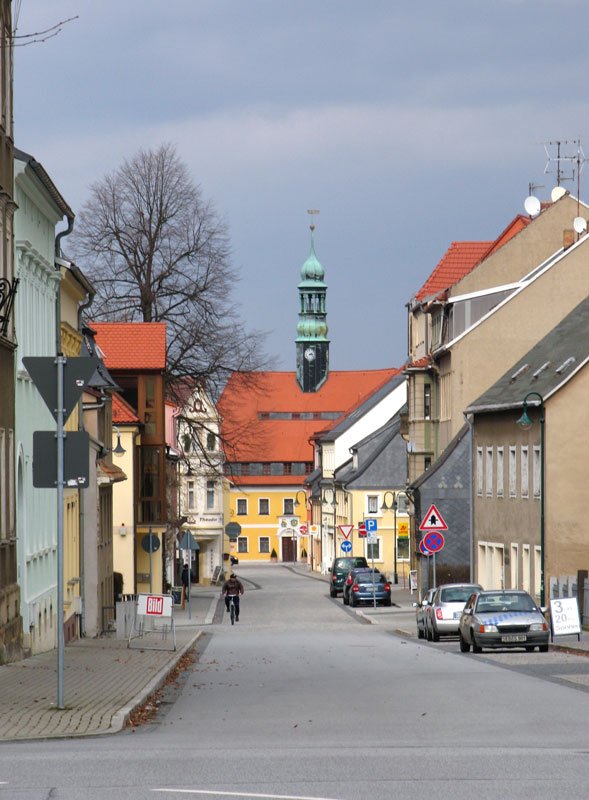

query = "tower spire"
296;210;330;392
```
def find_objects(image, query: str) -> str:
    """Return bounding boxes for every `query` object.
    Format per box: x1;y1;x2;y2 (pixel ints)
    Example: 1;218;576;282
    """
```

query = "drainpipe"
76;292;95;637
463;412;474;582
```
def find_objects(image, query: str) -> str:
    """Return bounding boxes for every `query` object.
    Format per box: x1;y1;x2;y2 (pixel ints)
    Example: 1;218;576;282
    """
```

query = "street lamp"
516;391;545;606
380;491;400;584
322;487;337;567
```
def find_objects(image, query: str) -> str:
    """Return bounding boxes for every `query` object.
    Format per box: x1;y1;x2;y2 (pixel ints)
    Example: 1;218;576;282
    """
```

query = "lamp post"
516;391;545;607
322;486;337;567
295;490;310;565
381;491;399;585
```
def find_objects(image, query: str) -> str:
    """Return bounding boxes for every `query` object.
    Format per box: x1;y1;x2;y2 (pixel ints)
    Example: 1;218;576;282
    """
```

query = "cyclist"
222;572;245;621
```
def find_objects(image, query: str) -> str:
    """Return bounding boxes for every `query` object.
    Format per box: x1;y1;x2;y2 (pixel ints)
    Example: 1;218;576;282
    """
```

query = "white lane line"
153;789;341;800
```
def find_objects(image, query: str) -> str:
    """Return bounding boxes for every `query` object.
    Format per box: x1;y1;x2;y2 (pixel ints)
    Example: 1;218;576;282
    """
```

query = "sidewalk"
0;586;219;742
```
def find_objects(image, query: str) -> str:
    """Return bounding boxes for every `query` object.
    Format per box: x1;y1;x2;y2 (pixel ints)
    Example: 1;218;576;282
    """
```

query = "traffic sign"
419;540;432;557
341;540;352;553
358;521;367;538
32;430;90;488
419;503;448;532
339;524;353;539
178;531;200;551
225;522;242;540
423;531;445;553
24;356;100;423
365;518;378;533
299;524;308;535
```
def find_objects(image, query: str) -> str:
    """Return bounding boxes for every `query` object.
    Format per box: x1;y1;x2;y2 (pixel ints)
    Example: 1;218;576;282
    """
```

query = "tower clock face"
304;347;315;361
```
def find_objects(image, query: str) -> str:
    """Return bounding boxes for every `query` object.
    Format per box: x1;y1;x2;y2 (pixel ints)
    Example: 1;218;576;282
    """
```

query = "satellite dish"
524;195;541;218
551;186;567;202
573;216;587;234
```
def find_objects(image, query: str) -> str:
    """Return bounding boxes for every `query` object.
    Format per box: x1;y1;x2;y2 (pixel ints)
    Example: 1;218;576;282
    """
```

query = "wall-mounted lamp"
112;426;126;456
119;523;127;537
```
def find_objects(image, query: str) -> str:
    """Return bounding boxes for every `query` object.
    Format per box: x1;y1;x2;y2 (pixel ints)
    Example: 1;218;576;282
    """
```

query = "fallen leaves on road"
126;648;196;730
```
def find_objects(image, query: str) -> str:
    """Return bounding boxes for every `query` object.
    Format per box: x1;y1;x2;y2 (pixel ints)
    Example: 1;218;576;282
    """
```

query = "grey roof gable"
467;293;589;414
317;372;405;442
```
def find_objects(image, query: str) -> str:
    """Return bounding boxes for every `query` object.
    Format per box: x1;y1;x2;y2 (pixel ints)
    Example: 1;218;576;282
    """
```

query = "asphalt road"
2;565;589;800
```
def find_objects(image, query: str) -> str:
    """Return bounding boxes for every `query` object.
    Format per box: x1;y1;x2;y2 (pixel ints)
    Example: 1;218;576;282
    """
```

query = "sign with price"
550;597;581;638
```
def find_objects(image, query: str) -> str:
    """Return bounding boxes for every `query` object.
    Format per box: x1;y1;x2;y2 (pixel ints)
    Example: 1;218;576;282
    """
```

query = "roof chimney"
563;229;575;250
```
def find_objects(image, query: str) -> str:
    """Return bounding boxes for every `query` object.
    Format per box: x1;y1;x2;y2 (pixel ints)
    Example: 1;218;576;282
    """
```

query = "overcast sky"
13;0;589;370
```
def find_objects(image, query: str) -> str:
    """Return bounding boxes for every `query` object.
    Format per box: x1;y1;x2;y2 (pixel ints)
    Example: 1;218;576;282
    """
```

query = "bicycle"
228;595;236;625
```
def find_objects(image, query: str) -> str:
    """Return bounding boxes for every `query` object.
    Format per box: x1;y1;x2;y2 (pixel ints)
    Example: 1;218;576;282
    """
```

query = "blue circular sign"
340;540;352;553
423;531;445;553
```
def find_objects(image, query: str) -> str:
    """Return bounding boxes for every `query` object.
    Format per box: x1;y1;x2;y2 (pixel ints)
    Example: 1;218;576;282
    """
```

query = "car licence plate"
501;634;526;643
453;612;462;619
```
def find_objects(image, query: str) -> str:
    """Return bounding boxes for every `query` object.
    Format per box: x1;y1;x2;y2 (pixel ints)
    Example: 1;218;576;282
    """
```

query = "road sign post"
23;355;99;710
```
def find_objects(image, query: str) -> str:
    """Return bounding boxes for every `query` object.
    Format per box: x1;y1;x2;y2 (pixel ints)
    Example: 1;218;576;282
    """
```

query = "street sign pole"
56;355;65;710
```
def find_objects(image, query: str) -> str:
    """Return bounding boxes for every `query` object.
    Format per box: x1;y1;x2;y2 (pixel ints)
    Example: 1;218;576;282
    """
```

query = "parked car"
413;588;436;639
458;589;549;653
342;567;380;605
328;556;369;597
349;571;391;607
426;583;483;641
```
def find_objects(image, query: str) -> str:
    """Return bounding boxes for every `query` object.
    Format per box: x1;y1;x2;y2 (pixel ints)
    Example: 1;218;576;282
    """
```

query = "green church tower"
296;222;329;392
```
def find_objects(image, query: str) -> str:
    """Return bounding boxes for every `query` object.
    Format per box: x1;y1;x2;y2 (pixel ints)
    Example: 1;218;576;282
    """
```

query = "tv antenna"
543;139;582;187
307;208;320;232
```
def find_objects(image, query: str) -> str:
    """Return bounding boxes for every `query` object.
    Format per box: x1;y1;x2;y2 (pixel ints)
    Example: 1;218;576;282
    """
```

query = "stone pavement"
0;586;220;742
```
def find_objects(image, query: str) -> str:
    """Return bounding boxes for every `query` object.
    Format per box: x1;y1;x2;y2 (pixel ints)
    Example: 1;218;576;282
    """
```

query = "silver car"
458;589;549;653
413;588;436;639
426;583;483;641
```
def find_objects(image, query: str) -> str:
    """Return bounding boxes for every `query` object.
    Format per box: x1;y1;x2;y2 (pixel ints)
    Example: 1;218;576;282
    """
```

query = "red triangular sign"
338;524;353;540
419;504;448;531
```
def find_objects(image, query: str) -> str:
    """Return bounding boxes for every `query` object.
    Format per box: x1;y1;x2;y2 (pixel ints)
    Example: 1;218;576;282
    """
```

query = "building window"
366;538;381;560
423;384;431;420
534;546;541;599
509;446;517;498
283;498;294;515
206;480;215;510
497;447;504;498
237;537;248;553
521;446;529;499
476;447;483;496
522;544;531;593
182;433;192;453
262;463;271;476
367;495;379;514
236;498;247;515
259;536;270;554
486;447;493;497
283;463;292;475
532;446;541;499
424;456;431;471
259;498;269;515
206;432;216;451
187;480;195;510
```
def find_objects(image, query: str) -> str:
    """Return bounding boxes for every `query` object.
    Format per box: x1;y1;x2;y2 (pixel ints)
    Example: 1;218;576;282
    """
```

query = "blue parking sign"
365;518;378;533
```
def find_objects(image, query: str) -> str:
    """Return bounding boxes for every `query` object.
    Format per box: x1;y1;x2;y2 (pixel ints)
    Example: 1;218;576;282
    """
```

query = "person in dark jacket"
181;563;190;609
221;573;244;620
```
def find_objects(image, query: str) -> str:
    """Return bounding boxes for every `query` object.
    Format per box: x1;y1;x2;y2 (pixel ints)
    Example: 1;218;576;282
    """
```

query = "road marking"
153;790;341;800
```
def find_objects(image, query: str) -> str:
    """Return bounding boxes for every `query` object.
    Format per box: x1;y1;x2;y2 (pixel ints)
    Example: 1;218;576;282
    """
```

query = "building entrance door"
281;536;297;562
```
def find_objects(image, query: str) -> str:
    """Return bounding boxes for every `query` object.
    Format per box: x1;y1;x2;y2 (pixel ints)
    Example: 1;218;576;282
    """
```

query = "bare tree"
70;143;270;401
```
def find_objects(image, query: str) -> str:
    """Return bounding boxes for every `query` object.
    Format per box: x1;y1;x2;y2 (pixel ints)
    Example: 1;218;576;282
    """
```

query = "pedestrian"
181;563;190;609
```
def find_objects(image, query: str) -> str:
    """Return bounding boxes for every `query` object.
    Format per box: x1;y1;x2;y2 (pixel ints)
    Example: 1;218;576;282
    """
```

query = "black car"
329;556;369;597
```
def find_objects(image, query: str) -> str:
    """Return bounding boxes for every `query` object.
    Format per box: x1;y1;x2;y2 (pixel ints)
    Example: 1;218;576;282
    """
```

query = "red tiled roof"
112;392;140;424
92;322;166;371
414;215;531;303
415;242;491;302
218;369;400;463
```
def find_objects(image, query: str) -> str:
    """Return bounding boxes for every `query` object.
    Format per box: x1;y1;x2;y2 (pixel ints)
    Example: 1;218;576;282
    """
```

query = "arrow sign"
24;356;100;423
338;524;353;540
419;503;448;532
